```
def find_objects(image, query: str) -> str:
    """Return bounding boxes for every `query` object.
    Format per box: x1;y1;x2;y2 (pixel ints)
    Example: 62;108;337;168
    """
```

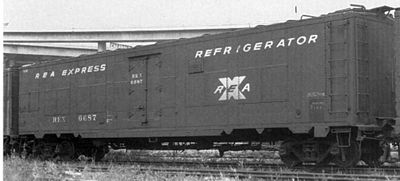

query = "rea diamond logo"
213;76;250;101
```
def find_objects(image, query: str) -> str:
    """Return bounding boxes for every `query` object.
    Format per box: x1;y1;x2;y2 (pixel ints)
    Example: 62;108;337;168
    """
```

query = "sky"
3;0;400;31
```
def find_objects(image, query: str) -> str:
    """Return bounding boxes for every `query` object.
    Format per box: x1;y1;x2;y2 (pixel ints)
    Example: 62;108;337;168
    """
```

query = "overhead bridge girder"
4;28;245;43
4;44;96;57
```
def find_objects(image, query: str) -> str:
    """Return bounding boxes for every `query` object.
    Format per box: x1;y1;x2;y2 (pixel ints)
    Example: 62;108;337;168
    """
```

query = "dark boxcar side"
72;57;107;134
18;59;109;136
360;15;395;122
183;22;325;135
18;53;165;137
180;13;395;136
17;10;396;139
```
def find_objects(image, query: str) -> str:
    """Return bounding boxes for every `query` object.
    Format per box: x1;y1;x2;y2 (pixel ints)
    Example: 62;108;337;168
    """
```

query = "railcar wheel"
56;141;75;161
279;139;302;167
317;154;333;166
93;146;108;162
12;141;23;157
312;140;335;166
33;142;56;160
332;140;360;168
4;137;11;156
21;141;34;159
397;141;400;162
361;140;383;167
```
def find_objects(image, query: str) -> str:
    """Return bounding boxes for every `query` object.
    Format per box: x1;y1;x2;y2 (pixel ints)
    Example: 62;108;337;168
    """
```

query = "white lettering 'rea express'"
34;63;107;79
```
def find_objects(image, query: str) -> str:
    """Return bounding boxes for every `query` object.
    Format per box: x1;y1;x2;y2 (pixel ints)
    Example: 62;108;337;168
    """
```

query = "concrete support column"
395;9;400;117
97;42;107;52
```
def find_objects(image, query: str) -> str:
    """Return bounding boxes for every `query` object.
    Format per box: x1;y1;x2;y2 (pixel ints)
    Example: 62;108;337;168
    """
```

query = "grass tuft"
4;154;239;181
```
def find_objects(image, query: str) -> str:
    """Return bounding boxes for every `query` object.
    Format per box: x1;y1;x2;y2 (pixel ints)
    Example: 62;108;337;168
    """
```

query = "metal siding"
19;67;38;133
235;23;325;126
29;90;40;112
109;56;130;112
286;23;324;124
76;87;90;114
173;47;188;129
111;83;129;112
363;17;395;120
67;58;107;131
182;19;328;132
104;55;131;131
260;65;288;102
186;74;204;106
128;57;148;126
91;85;106;113
326;19;352;121
161;77;176;107
144;55;161;128
159;51;177;129
56;89;69;114
354;18;370;123
19;93;29;113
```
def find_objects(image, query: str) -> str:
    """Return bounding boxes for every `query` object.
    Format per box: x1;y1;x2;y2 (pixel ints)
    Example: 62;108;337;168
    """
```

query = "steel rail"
144;168;400;181
50;164;400;181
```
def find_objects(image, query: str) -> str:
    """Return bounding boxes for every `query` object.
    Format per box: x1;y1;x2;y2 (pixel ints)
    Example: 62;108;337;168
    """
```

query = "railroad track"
100;159;400;175
143;167;400;181
26;153;400;181
41;163;400;181
25;150;400;180
99;150;400;173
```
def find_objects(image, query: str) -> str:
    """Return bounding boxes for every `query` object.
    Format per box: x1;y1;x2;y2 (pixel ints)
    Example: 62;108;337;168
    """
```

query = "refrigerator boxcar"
5;6;400;167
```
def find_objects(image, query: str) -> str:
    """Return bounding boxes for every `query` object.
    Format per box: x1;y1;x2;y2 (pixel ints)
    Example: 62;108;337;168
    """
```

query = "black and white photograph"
2;0;400;180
